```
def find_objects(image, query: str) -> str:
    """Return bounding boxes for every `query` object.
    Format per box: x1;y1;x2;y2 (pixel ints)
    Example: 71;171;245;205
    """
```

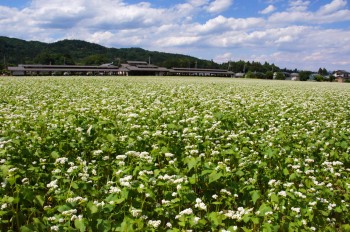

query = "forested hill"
0;36;283;73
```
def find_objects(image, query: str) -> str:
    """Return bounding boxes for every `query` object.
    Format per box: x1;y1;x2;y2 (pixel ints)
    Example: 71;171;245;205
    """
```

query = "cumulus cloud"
288;0;310;12
206;0;233;13
1;0;350;70
317;0;347;14
259;5;276;14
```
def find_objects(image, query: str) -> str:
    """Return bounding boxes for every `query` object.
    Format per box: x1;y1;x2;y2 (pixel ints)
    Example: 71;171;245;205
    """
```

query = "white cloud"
1;0;350;71
155;36;200;47
268;0;350;24
259;5;276;14
317;0;347;14
288;0;310;12
206;0;233;13
213;52;233;63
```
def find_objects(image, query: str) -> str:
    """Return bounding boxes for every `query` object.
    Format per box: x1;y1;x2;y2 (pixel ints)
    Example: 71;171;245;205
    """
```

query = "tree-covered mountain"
1;36;284;74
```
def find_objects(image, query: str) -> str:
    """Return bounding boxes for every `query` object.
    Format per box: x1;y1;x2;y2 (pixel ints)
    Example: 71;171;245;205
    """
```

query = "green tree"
299;71;312;81
265;71;274;79
322;68;328;76
274;72;285;80
318;67;328;76
255;72;266;79
329;74;335;82
34;51;56;64
245;71;256;78
314;74;324;82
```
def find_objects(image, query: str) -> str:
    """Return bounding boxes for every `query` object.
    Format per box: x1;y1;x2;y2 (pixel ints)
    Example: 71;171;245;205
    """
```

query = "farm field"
0;76;350;231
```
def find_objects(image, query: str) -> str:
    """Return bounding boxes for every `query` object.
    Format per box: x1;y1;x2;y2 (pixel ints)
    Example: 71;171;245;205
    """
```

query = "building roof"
169;67;234;75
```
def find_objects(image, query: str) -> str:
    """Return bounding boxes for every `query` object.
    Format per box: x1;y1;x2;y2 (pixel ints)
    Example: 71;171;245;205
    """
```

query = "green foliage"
299;71;312;81
265;71;274;79
245;71;256;78
0;76;349;231
274;72;285;80
314;74;324;82
0;36;219;68
1;36;292;72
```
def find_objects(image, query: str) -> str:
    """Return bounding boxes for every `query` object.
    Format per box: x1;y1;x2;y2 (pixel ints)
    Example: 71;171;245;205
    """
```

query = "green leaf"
107;134;116;143
271;194;279;204
250;190;261;205
236;170;244;177
71;182;79;189
340;141;348;149
251;217;260;224
51;151;60;159
119;217;134;231
186;157;198;171
35;195;45;207
209;170;223;184
74;219;87;232
208;212;224;227
87;202;98;215
258;203;273;215
341;224;350;231
263;223;273;232
20;225;35;232
289;173;297;181
97;219;111;232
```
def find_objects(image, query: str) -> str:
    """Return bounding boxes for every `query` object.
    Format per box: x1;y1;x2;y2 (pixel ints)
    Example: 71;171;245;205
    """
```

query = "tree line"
0;36;335;81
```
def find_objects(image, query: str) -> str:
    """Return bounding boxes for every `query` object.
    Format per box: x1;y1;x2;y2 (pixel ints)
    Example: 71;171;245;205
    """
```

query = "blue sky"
1;0;350;71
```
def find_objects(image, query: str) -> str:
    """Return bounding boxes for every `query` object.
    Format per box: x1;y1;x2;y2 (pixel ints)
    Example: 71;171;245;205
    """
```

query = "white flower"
47;179;58;189
165;153;174;157
51;225;59;231
212;194;218;199
162;199;170;205
55;157;68;164
131;208;142;217
109;186;121;193
175;208;193;219
1;203;8;210
220;189;231;195
116;155;127;160
195;198;207;211
309;201;317;206
62;209;77;216
48;216;56;221
291;207;300;213
193;216;200;224
166;222;172;228
148;220;161;228
66;196;87;203
278;191;287;197
92;150;103;156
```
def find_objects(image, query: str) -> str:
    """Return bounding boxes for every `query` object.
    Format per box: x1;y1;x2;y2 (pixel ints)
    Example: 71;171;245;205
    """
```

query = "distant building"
334;70;350;83
7;62;234;77
169;67;234;77
290;73;300;81
234;73;245;78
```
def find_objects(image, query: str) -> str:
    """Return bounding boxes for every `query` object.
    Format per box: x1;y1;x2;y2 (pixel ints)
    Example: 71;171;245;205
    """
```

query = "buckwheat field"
0;76;349;231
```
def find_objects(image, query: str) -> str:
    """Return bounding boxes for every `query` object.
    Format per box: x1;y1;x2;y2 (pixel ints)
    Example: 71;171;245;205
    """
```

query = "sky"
1;0;350;71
